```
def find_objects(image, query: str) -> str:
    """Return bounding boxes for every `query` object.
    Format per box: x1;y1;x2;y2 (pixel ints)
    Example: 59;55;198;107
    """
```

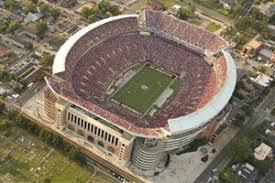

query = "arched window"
97;141;104;147
107;146;114;153
68;125;74;131
87;135;94;142
78;130;84;136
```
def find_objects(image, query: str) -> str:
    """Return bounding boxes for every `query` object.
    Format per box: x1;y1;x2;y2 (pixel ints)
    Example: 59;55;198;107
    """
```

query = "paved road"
16;80;46;107
195;87;275;183
236;0;256;19
181;0;233;25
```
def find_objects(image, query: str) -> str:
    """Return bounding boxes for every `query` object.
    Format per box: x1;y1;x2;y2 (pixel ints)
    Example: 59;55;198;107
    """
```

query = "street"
195;87;275;183
236;0;256;19
16;80;46;107
181;0;233;25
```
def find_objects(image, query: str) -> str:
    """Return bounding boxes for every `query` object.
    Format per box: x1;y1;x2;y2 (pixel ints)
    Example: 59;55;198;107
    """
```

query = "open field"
112;65;174;114
0;128;119;183
206;22;221;32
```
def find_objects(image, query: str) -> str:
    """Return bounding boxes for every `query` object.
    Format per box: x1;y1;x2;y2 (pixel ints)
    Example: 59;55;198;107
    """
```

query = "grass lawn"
0;128;93;183
194;0;231;17
91;171;119;183
112;65;174;114
206;22;221;32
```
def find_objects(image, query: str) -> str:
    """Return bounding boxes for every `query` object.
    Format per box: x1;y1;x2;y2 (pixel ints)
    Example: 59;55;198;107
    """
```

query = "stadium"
44;10;236;174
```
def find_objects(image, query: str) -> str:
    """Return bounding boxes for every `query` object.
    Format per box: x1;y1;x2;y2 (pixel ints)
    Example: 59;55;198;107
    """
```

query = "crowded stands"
48;11;230;136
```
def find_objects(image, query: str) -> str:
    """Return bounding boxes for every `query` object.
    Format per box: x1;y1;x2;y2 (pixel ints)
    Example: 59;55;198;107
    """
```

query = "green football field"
112;65;174;114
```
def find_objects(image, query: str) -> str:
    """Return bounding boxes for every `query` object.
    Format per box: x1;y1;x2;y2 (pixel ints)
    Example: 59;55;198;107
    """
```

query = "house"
242;40;263;57
15;26;38;43
254;142;272;160
219;0;236;10
170;5;181;15
250;73;273;87
0;42;10;57
258;48;275;62
24;12;42;23
259;2;275;22
2;35;26;50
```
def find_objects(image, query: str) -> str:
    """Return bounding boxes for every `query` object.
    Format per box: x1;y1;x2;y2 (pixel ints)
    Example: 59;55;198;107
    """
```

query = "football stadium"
44;10;237;175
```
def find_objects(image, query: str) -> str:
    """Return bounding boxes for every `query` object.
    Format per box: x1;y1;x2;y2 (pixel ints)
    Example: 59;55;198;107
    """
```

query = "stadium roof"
168;50;236;135
52;14;139;75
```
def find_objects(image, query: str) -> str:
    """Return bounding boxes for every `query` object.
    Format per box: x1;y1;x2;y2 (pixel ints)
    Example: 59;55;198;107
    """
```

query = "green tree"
35;21;48;39
80;7;93;19
4;0;18;10
15;112;23;125
0;103;5;113
177;8;189;20
97;0;120;17
6;20;21;33
39;54;54;66
222;169;241;183
50;9;60;21
23;0;36;13
0;119;13;131
44;177;51;183
7;110;18;121
253;159;271;176
39;3;49;15
229;136;252;162
249;7;264;20
23;42;33;50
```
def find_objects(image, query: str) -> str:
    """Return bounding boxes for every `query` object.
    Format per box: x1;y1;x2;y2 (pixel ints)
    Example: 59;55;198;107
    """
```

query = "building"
24;12;42;23
242;40;263;57
258;48;275;62
259;2;275;22
44;10;236;175
219;0;236;10
250;73;274;87
15;26;38;43
1;35;26;50
0;42;10;57
254;142;272;160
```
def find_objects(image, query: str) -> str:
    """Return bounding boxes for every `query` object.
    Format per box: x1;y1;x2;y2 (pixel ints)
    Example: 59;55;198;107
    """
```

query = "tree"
177;8;189;20
249;7;264;20
50;9;60;21
39;54;54;66
0;119;13;131
97;0;120;17
6;20;21;33
229;136;252;162
39;3;49;15
15;112;23;125
23;42;33;50
44;177;51;183
35;21;48;39
253;159;271;176
4;0;18;10
80;7;93;19
221;169;241;183
0;103;5;114
241;105;254;115
23;0;36;13
235;16;268;34
7;110;18;121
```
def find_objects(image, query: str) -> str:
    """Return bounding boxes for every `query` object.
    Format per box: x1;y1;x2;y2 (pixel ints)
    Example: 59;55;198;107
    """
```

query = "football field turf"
112;65;174;114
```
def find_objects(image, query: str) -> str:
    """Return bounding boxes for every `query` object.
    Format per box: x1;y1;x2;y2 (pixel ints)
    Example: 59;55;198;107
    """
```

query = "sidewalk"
147;126;238;183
